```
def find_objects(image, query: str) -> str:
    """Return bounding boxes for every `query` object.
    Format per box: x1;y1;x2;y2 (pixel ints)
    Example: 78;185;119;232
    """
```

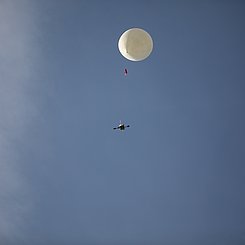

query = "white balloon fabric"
118;28;153;61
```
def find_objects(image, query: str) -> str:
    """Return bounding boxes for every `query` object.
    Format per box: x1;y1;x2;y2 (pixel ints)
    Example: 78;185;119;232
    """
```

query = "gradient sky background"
1;0;245;244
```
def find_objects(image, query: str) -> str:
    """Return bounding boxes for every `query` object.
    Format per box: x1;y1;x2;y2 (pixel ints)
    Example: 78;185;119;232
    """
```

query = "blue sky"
1;0;245;244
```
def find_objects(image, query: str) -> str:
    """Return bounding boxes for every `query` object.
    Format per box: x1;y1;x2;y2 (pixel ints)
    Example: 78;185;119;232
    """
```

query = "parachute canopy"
118;28;153;61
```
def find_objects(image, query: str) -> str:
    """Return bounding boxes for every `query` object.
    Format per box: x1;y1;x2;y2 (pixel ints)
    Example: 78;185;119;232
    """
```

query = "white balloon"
118;28;153;61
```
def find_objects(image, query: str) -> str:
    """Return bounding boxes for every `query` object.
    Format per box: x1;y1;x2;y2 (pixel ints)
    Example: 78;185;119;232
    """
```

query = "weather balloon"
118;28;153;61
